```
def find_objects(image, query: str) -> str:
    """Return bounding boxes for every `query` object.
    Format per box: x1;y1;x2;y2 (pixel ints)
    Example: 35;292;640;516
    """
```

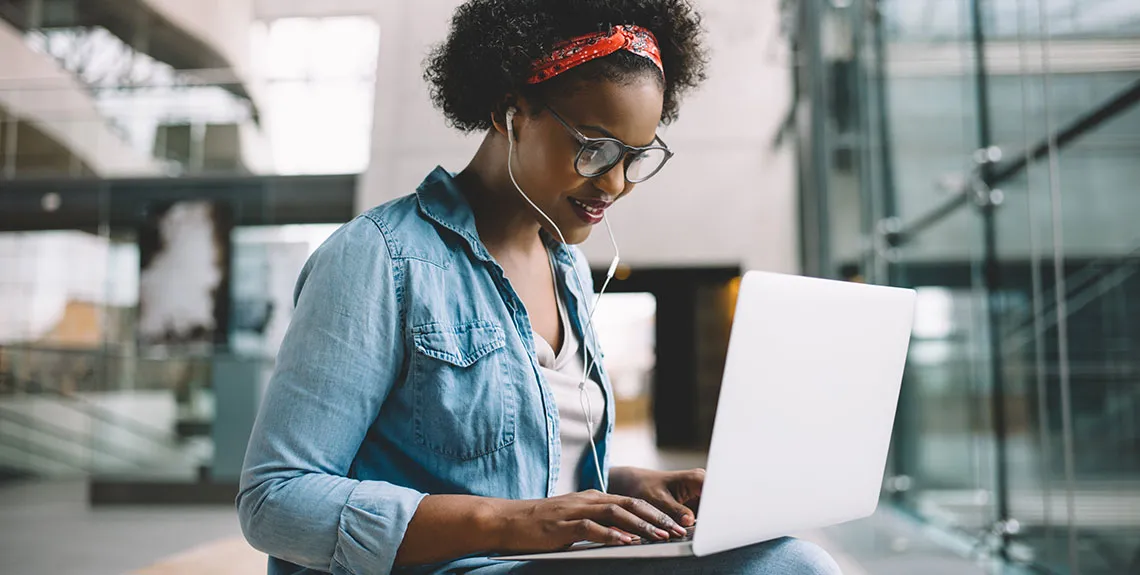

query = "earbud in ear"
505;107;518;142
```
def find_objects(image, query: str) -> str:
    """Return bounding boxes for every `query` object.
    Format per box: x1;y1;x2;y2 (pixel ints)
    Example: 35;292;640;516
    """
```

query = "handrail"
0;429;87;472
8;376;179;451
989;78;1140;187
881;78;1140;250
0;405;147;465
1001;243;1140;353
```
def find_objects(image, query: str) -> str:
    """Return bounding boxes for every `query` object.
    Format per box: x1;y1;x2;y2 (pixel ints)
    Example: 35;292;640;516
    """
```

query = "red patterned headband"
527;25;664;85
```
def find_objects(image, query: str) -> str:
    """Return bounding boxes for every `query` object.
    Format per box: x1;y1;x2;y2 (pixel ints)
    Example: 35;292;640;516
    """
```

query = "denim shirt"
237;167;615;575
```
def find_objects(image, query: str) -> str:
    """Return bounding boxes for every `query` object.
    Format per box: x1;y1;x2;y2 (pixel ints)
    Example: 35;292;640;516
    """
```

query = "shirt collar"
415;166;494;263
415;166;577;266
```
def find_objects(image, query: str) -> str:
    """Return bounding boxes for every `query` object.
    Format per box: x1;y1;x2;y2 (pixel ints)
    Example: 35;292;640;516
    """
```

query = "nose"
592;160;627;198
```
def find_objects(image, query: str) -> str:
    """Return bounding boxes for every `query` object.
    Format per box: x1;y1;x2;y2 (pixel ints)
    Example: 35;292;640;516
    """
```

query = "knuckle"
604;503;621;518
575;520;592;537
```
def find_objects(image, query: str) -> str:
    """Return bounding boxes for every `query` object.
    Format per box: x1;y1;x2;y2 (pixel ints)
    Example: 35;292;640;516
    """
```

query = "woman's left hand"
607;466;704;528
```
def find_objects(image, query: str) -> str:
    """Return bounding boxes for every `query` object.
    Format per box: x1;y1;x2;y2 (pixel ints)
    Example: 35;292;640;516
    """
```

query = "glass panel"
0;177;347;483
872;1;999;538
889;207;999;536
984;1;1140;572
814;0;1140;570
856;0;1140;571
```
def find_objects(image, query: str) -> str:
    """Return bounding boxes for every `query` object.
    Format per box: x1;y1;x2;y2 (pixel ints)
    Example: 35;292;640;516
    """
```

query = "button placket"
488;260;561;497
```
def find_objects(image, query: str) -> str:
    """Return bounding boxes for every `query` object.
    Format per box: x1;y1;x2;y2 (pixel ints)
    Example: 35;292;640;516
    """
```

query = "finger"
610;526;641;542
680;468;707;486
567;519;634;546
615;497;686;538
674;468;706;491
688;496;701;515
591;500;674;541
653;493;696;528
670;469;706;504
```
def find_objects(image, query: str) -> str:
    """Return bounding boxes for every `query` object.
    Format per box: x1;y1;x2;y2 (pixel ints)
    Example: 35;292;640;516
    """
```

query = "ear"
490;95;527;137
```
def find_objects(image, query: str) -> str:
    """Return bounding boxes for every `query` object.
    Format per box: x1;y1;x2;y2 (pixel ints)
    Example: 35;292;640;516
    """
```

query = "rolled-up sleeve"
236;215;425;575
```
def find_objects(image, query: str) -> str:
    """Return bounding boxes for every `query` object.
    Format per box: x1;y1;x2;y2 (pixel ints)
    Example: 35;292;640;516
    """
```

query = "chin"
563;229;592;245
544;219;592;245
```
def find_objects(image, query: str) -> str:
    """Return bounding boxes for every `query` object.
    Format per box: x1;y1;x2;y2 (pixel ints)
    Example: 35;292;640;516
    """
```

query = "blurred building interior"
1;0;1138;574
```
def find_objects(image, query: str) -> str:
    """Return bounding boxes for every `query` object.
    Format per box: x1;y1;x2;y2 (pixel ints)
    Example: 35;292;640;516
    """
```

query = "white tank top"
533;253;606;496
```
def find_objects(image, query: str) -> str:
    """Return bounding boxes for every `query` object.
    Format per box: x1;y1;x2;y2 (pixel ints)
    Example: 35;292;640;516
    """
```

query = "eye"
577;141;622;176
625;148;669;182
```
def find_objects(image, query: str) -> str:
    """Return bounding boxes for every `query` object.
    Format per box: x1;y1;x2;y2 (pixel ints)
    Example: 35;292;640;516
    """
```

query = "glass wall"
0;2;379;179
0;217;341;482
797;0;1140;572
0;2;372;488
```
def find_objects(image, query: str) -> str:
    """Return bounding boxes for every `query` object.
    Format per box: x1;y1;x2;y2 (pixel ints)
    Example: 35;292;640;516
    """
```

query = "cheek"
520;135;582;191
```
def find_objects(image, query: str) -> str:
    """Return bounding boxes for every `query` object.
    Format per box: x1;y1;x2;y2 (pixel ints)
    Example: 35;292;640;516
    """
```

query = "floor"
0;480;243;575
0;426;1013;575
607;427;1010;575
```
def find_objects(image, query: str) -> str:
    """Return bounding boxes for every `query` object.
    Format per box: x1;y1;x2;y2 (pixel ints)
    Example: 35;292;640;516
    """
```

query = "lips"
569;197;610;224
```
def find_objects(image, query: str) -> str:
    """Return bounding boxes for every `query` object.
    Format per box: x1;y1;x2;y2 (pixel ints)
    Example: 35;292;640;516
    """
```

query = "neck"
455;130;545;259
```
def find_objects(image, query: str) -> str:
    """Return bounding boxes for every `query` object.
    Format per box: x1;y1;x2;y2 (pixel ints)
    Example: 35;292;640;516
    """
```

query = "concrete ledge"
90;479;238;506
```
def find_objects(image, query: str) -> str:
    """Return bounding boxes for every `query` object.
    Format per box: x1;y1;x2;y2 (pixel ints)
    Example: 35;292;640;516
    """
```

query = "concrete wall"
353;0;798;273
144;0;255;75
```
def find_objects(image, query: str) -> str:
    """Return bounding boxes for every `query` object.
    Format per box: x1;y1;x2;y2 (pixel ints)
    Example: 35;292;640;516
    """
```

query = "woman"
237;1;841;574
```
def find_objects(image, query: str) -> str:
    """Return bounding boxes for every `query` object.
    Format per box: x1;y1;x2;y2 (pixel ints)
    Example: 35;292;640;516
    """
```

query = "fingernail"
621;535;634;544
672;525;687;537
655;528;669;539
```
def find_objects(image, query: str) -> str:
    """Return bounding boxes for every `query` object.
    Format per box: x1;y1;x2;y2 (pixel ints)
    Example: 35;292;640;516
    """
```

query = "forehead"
547;78;664;147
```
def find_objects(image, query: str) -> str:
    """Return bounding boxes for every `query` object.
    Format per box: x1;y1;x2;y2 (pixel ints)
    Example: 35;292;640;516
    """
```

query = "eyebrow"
578;123;657;148
579;123;617;139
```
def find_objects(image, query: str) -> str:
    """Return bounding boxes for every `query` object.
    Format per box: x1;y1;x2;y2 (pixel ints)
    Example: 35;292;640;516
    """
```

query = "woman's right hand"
491;490;690;553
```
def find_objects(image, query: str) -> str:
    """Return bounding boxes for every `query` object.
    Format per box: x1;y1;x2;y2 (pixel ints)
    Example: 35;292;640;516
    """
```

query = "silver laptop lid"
693;271;915;557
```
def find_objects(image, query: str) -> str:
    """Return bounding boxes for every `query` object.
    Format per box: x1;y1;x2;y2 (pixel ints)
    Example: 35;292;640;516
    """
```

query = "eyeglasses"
545;105;674;184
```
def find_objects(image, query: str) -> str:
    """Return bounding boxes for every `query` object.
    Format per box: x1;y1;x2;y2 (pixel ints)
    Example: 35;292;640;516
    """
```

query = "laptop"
496;271;916;560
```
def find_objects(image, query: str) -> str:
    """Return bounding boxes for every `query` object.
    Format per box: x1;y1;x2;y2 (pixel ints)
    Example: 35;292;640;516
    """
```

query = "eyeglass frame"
543;105;674;184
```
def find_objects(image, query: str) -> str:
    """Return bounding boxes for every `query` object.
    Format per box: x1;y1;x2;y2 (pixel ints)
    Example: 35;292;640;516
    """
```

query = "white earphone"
505;106;620;493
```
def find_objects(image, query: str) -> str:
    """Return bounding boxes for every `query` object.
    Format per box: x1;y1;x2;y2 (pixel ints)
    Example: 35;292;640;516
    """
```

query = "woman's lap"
459;538;842;575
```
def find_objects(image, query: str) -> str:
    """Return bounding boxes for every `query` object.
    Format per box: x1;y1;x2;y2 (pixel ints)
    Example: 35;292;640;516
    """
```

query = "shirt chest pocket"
411;319;516;460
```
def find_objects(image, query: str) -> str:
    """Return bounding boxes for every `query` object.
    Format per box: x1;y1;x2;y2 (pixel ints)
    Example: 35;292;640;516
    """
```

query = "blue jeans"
453;538;842;575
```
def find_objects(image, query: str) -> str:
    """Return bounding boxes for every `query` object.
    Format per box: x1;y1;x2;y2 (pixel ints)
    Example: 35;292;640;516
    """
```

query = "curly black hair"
424;0;708;133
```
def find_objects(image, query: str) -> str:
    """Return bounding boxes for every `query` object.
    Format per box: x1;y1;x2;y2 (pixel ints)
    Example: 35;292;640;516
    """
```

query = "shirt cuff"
331;480;427;575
